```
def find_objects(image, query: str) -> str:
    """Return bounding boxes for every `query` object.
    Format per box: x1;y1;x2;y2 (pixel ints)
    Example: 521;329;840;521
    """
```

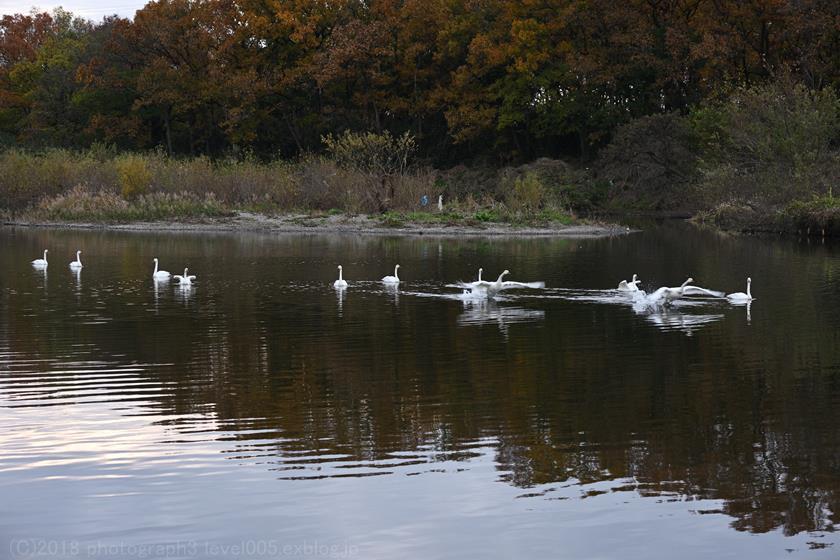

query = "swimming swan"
479;270;546;298
727;277;754;302
647;278;695;305
382;264;400;284
334;265;348;288
173;268;196;285
647;278;725;305
153;258;171;280
69;250;83;269
618;274;640;292
455;268;485;292
452;269;544;297
32;249;48;267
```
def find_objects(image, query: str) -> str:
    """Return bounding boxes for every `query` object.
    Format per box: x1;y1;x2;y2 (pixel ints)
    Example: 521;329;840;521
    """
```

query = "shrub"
322;130;416;176
690;78;840;204
508;172;546;211
115;155;153;199
596;113;699;211
322;130;418;211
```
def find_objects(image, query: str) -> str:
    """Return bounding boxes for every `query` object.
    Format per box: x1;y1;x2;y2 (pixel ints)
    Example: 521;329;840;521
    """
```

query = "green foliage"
785;196;840;233
690;79;840;204
696;80;840;171
473;209;500;222
509;172;546;211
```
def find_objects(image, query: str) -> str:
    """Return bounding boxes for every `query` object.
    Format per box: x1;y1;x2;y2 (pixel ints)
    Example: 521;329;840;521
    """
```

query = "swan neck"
154;261;158;274
394;266;399;279
339;268;343;281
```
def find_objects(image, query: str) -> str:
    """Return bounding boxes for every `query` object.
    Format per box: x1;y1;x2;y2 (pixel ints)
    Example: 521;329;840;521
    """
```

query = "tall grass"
0;148;439;220
0;146;577;224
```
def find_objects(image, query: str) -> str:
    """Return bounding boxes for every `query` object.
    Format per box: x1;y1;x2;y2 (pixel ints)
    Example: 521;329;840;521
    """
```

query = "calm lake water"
1;224;839;559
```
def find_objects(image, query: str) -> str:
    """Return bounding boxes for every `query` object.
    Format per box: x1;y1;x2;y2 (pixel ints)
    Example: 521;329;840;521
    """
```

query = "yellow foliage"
116;155;152;199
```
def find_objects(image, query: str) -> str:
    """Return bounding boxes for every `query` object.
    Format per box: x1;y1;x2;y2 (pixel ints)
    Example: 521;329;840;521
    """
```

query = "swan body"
618;274;640;292
647;278;695;305
451;269;544;298
727;277;754;302
69;250;83;269
173;267;196;285
382;264;400;284
647;277;725;305
153;258;171;280
32;249;49;267
456;268;485;292
486;270;510;297
334;265;348;288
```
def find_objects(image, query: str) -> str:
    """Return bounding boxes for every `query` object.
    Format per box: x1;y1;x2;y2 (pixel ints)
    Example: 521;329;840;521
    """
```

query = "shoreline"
3;212;631;238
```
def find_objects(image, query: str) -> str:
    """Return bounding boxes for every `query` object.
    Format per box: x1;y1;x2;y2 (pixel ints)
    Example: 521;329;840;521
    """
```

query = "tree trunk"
163;107;173;156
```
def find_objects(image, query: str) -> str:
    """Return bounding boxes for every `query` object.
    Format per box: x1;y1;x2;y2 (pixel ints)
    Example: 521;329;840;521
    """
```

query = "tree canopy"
1;0;837;163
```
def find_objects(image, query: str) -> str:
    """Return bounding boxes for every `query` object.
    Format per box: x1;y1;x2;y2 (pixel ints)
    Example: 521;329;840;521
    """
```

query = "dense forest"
1;1;839;228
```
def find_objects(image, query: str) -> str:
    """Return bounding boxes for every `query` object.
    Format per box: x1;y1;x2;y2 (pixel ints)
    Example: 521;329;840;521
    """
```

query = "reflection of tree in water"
3;231;839;538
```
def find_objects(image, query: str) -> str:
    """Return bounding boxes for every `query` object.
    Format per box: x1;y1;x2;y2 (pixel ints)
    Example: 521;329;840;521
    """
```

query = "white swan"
485;270;510;297
382;264;400;284
452;269;544;297
173;267;196;285
153;258;171;280
334;265;348;288
618;274;640;292
32;249;48;267
647;277;725;305
456;268;484;293
727;277;754;302
647;278;695;305
682;284;726;298
69;250;83;269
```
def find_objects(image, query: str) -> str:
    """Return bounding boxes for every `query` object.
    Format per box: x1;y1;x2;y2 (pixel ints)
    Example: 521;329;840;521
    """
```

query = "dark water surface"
1;224;839;559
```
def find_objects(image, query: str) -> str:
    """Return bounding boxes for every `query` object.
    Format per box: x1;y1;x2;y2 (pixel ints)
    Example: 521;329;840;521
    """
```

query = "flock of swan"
32;249;197;287
30;248;754;306
331;263;753;307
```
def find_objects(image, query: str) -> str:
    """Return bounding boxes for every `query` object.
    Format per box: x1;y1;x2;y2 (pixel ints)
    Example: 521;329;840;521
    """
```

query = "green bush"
506;172;546;212
690;78;840;204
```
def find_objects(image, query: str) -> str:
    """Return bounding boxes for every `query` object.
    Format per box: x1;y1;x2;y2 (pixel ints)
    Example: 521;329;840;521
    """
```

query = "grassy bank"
3;79;837;236
0;133;587;229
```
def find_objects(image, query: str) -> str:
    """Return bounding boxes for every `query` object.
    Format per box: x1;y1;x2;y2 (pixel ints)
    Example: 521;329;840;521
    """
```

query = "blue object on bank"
420;195;429;206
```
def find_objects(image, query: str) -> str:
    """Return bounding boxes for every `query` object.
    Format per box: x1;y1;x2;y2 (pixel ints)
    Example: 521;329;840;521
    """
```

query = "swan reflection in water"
383;282;400;305
334;285;346;316
727;298;752;324
174;282;195;304
458;296;545;337
71;267;82;296
628;290;725;335
559;288;727;335
637;304;724;336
